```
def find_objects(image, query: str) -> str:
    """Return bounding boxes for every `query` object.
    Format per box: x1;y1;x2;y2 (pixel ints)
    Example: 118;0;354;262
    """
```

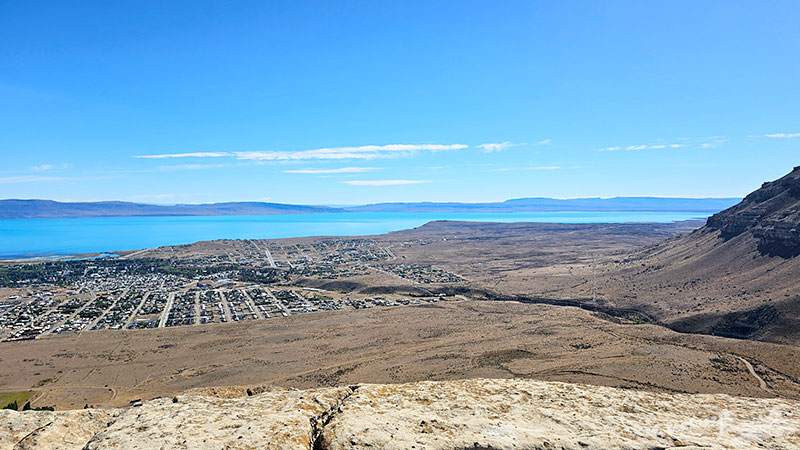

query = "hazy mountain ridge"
0;197;741;219
0;200;341;219
349;196;741;213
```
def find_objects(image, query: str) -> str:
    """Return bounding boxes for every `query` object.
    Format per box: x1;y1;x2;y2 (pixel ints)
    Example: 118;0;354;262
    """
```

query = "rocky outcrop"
707;166;800;257
1;379;798;449
83;386;353;450
322;379;799;450
0;409;117;449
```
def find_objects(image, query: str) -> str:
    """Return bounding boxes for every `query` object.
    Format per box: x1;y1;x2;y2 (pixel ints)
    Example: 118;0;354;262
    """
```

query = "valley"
1;167;798;414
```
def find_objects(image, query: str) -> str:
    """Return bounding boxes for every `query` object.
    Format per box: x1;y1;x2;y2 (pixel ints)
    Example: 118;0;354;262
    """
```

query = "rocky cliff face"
707;166;800;257
1;379;798;449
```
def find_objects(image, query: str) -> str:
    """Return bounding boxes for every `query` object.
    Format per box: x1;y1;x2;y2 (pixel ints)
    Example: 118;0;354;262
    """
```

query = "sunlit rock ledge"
1;379;798;449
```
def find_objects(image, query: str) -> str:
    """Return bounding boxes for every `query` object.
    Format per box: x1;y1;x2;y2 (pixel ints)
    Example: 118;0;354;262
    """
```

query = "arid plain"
2;217;799;410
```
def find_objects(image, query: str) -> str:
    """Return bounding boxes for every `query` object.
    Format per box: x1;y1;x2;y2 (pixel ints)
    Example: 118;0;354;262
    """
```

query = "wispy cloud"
135;152;232;159
154;164;232;171
343;180;429;186
599;136;728;152
599;143;684;152
764;132;800;138
0;175;103;184
598;135;728;152
489;165;562;172
677;136;727;148
0;174;112;184
236;144;467;161
477;141;521;153
477;139;550;153
135;144;467;161
30;163;70;171
283;167;377;174
0;175;66;184
531;165;560;170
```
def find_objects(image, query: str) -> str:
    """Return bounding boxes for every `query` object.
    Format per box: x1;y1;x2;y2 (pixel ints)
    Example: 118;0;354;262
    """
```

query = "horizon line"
0;195;745;207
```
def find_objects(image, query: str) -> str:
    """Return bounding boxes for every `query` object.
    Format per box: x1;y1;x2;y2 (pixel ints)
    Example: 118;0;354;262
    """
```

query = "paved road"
263;245;277;268
240;289;265;319
217;290;233;322
83;289;128;333
265;287;291;316
193;291;201;325
43;292;96;336
120;248;149;259
382;245;397;260
123;292;150;329
158;292;175;328
251;240;277;268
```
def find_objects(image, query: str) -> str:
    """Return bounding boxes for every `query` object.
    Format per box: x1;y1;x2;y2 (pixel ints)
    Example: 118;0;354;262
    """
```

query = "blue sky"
1;1;798;205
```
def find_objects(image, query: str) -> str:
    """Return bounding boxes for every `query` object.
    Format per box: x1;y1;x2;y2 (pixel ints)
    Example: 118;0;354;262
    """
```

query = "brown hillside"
588;166;800;344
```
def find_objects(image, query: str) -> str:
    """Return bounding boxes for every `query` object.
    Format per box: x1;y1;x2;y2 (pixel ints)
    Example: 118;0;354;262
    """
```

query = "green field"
0;391;35;411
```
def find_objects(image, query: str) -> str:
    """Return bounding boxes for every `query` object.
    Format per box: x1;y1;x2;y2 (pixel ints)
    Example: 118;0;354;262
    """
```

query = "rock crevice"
310;386;358;450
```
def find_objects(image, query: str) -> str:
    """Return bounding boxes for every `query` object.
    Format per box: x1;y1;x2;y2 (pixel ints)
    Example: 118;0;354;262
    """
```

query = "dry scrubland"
1;167;799;428
3;219;800;412
3;299;799;410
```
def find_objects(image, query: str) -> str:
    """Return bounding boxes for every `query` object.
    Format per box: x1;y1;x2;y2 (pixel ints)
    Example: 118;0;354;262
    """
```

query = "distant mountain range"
0;197;741;219
0;200;339;219
347;197;741;213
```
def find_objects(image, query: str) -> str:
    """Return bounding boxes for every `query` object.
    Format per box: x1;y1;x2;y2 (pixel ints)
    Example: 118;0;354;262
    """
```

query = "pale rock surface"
84;386;352;450
0;379;798;449
321;379;800;450
0;409;116;449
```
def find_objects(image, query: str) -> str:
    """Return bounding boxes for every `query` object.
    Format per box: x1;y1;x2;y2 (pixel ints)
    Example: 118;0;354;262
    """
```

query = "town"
0;237;462;341
0;282;447;341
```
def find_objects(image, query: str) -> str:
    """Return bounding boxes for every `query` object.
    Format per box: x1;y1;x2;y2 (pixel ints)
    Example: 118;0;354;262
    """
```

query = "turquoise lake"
0;211;709;258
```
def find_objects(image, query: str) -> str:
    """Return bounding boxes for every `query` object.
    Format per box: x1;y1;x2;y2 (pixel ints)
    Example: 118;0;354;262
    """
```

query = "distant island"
0;197;742;219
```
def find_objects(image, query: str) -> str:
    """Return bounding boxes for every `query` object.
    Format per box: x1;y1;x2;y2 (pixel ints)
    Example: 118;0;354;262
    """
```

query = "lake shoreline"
0;211;710;259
